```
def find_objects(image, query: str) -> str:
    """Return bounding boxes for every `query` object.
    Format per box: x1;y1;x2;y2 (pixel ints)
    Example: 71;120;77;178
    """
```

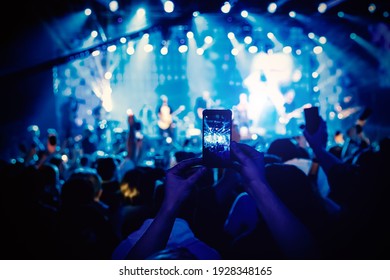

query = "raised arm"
125;157;206;259
303;117;343;174
231;141;319;259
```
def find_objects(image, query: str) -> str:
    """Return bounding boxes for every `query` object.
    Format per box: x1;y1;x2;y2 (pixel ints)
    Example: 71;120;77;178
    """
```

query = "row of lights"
72;1;377;66
96;0;175;14
88;30;326;58
86;1;388;18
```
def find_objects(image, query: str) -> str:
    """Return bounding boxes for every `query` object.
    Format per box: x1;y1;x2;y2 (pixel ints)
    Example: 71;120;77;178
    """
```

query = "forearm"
125;205;177;259
311;146;342;174
248;181;319;259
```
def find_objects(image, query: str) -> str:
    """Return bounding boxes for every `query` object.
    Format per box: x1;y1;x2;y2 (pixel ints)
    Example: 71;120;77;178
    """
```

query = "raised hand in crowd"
303;117;342;174
230;141;319;259
125;157;206;259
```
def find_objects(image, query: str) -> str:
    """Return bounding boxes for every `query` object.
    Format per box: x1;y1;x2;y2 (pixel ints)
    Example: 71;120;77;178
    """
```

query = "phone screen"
202;109;232;168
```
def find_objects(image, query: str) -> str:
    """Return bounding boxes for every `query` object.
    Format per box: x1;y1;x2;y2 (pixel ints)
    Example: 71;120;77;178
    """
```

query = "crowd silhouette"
0;103;389;260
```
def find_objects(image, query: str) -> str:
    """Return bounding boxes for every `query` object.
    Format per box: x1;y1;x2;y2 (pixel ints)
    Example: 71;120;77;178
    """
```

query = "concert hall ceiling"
2;0;389;78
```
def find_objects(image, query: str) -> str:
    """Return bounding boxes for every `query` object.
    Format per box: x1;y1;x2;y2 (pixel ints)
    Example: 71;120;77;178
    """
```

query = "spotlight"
241;10;248;18
164;1;175;13
221;2;231;14
318;3;327;14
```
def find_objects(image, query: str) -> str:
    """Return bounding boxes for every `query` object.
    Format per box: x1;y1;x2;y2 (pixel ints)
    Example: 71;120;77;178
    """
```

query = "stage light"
204;36;213;44
221;2;231;14
268;2;277;14
231;48;239;56
313;46;323;54
338;11;344;17
282;46;292;54
96;150;105;157
92;50;100;56
292;69;302;82
186;31;194;39
61;154;69;164
104;71;113;79
241;10;248;18
137;8;146;17
144;43;153;53
107;45;117;52
164;1;175;13
91;30;98;38
227;32;235;39
319;36;327;44
196;48;204;55
119;37;127;44
267;32;275;39
318;3;327;14
308;32;315;39
178;45;188;53
161;46;168;55
109;1;119;12
84;8;92;16
193;11;200;17
244;36;252;44
368;3;376;13
127;45;135;55
248;45;258;53
289;11;296;18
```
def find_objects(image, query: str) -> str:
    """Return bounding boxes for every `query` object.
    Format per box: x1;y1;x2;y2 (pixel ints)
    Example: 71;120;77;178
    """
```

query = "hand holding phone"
202;109;232;168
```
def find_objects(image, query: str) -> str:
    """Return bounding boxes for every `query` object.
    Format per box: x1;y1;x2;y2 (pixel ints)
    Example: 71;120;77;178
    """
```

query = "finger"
169;157;203;174
231;141;250;165
230;161;243;174
231;141;262;164
235;142;262;159
186;166;207;185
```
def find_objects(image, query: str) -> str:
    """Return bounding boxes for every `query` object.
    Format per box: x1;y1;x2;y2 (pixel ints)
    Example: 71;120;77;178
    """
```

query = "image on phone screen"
202;109;232;168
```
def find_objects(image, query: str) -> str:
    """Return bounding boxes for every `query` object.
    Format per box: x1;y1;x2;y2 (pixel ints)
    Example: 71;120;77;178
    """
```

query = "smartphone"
202;109;232;168
304;106;320;135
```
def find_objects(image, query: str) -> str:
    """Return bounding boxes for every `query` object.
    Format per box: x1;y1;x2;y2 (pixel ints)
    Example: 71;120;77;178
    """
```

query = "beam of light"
319;0;347;11
266;32;283;52
268;0;291;14
338;12;373;26
125;7;148;34
227;30;250;79
193;14;209;37
351;33;390;87
108;32;159;127
186;26;216;103
43;11;89;53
